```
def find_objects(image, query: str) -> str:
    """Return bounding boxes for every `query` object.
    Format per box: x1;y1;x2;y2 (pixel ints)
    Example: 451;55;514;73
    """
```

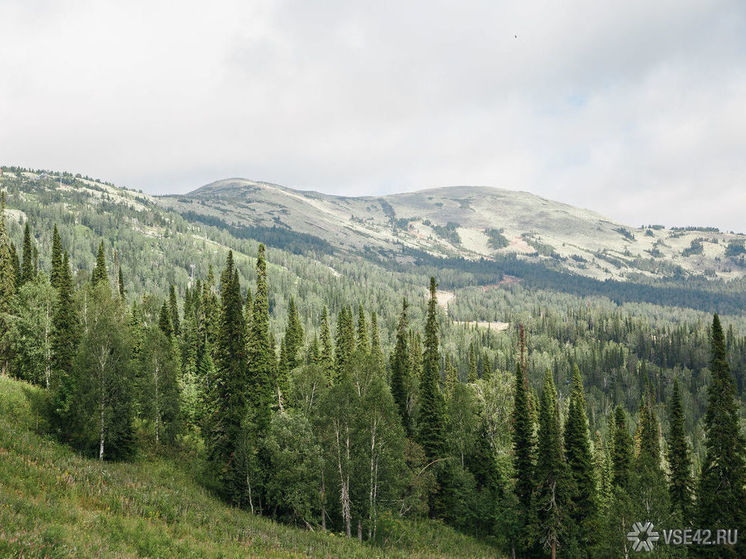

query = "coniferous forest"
1;173;746;558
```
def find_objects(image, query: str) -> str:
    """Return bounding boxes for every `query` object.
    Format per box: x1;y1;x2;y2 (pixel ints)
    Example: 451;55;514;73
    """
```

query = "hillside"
0;376;499;558
160;178;746;282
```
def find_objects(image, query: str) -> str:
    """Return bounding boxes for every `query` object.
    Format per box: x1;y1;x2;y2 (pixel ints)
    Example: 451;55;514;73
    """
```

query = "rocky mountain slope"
160;178;746;282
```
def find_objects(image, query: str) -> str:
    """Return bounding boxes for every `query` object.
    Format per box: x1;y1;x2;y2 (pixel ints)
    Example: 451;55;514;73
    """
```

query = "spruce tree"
91;241;108;286
50;251;79;389
206;250;249;502
667;378;692;521
533;370;571;559
468;343;478;382
169;285;180;337
246;244;274;433
356;303;368;353
697;314;746;555
512;362;534;517
334;305;355;380
418;277;445;459
369;311;384;368
284;296;304;371
390;298;411;434
158;301;173;338
319;306;334;380
0;193;16;314
20;221;34;285
611;406;632;489
564;365;597;550
0;194;16;375
50;225;63;290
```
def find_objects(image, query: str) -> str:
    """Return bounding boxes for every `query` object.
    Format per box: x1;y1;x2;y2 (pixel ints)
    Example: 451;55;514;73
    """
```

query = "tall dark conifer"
418;277;445;459
246;244;274;432
512;360;535;553
206;250;248;501
91;241;108;286
667;378;692;521
390;298;411;434
319;306;334;380
611;406;632;489
356;303;368;353
370;311;384;368
20;221;34;285
564;365;597;551
168;285;180;337
697;314;746;556
50;225;63;290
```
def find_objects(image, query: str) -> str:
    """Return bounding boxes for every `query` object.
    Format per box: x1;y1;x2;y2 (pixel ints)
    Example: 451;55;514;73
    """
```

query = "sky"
2;0;745;232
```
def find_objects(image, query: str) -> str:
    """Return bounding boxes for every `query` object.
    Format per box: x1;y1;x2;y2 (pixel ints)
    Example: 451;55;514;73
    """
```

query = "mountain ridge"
160;177;746;282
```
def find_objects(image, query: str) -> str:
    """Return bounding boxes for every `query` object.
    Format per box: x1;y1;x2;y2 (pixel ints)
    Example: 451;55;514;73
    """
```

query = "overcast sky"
2;1;745;231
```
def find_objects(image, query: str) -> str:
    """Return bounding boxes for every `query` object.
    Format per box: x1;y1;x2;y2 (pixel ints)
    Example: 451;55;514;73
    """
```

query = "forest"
1;183;745;558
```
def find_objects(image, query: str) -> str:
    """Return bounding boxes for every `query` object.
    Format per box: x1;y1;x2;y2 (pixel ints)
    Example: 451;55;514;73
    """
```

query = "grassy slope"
0;377;500;558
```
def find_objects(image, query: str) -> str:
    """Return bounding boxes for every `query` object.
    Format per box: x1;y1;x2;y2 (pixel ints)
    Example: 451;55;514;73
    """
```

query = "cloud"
1;0;745;231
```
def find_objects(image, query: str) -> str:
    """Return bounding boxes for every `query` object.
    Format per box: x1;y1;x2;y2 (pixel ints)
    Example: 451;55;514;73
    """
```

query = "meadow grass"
0;376;501;558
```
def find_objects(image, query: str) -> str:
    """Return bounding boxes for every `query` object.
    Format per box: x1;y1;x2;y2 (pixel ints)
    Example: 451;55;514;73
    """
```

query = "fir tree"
369;311;384;368
284;296;304;371
20;221;34;285
117;267;126;300
697;314;746;555
564;365;597;551
206;250;249;503
0;193;16;314
356;303;368;353
319;306;334;380
667;378;692;521
418;277;445;459
169;285;180;337
533;370;572;559
468;343;478;382
512;362;535;517
50;225;63;290
158;301;173;338
611;406;632;489
246;244;274;433
0;194;16;375
91;241;108;286
50;252;79;390
334;305;355;380
390;298;411;434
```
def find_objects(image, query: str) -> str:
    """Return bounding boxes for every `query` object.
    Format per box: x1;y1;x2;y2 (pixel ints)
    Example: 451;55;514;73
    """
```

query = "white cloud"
1;0;745;231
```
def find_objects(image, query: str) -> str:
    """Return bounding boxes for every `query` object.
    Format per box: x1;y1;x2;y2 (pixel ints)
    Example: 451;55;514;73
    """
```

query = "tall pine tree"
667;378;692;521
697;313;746;556
564;365;597;553
390;298;411;435
418;277;445;459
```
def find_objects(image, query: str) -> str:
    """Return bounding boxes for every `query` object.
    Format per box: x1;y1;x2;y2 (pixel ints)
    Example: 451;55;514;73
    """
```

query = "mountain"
160;178;746;282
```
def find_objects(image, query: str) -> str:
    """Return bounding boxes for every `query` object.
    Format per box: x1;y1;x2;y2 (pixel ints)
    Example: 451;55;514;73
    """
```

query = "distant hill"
160;178;746;282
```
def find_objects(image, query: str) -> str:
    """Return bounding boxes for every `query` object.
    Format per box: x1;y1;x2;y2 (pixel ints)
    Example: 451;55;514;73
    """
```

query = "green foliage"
418;278;445;460
696;314;746;556
0;376;499;558
667;378;693;521
485;228;509;250
54;283;135;461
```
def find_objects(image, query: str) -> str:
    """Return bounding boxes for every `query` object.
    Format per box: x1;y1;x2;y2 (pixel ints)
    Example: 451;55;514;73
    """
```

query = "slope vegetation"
0;376;499;558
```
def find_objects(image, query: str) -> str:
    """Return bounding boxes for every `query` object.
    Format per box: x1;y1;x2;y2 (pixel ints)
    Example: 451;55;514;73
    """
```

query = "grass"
0;376;501;558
